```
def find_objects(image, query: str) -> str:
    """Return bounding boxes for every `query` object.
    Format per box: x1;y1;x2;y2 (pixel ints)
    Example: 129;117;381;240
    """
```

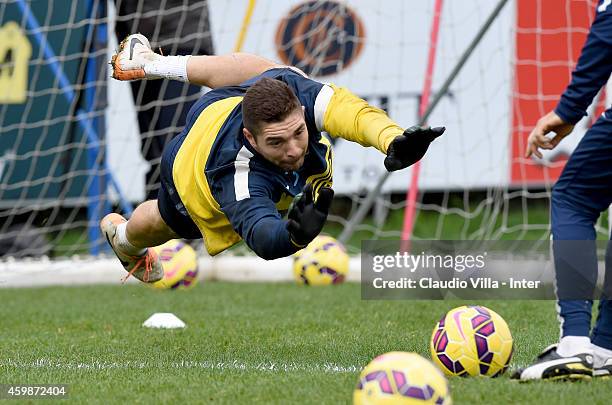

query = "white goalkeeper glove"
111;33;190;82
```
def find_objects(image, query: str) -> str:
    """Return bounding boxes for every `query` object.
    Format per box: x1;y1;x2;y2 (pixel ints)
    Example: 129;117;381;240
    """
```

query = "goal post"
0;0;608;274
0;0;136;257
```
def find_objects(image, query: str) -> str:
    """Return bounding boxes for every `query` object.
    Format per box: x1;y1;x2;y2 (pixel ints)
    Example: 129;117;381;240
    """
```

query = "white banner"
208;0;514;193
109;1;612;199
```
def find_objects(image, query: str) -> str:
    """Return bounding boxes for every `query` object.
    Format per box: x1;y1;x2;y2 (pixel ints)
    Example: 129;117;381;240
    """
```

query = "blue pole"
84;0;103;255
95;1;112;250
15;0;134;253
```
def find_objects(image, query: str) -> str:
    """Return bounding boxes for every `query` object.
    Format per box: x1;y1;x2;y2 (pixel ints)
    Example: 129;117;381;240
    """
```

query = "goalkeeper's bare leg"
101;200;177;283
125;200;179;247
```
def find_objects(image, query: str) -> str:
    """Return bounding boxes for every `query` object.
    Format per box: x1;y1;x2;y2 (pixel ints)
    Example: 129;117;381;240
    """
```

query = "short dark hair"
242;77;301;136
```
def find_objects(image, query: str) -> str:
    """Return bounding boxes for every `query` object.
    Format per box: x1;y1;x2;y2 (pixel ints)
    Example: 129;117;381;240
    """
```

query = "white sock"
592;344;612;368
115;222;146;256
556;336;592;357
144;55;190;82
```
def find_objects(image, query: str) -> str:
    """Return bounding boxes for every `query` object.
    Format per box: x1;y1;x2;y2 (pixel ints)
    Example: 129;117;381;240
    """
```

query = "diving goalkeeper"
102;34;445;282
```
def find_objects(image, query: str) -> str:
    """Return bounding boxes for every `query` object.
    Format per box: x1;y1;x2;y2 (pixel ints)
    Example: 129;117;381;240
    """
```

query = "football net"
0;0;609;267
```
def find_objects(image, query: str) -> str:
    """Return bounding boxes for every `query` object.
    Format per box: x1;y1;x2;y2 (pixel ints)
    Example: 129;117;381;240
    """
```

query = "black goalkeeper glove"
287;183;334;247
384;125;445;172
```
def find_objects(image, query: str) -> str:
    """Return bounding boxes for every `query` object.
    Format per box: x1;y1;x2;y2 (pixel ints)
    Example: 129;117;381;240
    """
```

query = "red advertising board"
511;0;602;186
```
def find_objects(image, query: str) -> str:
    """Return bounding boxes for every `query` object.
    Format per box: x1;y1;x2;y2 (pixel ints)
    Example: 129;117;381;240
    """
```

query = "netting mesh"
0;1;108;256
0;0;608;258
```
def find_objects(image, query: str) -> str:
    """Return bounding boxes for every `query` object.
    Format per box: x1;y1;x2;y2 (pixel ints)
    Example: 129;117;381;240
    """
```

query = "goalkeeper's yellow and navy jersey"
158;68;404;259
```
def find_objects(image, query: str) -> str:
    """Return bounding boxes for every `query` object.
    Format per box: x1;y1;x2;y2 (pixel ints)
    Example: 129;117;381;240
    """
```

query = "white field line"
6;255;593;288
1;357;531;376
0;357;528;375
0;256;363;287
0;358;361;374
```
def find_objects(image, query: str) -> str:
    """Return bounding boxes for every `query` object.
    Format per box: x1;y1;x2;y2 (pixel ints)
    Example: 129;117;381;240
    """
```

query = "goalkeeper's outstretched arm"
111;33;444;170
111;33;284;88
185;53;283;88
319;84;445;171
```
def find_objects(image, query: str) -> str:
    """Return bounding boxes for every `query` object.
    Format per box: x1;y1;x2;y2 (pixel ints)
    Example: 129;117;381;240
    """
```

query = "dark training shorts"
157;132;202;240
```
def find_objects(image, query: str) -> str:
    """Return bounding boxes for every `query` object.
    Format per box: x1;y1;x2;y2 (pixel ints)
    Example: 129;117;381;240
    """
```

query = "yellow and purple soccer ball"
292;235;349;286
430;305;513;377
150;240;199;290
353;351;452;405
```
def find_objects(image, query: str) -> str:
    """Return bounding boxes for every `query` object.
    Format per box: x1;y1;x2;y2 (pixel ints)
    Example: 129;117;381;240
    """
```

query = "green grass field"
0;282;608;404
49;199;556;257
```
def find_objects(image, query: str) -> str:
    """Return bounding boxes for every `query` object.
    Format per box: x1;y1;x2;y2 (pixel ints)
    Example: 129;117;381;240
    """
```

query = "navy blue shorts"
552;111;612;213
157;131;202;240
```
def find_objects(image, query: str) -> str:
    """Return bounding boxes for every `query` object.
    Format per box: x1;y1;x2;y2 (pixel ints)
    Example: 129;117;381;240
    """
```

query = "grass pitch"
0;282;607;404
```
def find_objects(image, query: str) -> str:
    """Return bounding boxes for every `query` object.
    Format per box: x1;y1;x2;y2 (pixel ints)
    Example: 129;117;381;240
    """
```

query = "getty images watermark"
372;250;539;289
361;240;612;300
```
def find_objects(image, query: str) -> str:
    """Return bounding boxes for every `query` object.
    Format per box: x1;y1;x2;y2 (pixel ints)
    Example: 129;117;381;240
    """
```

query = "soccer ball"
353;351;452;405
150;240;199;290
292;235;349;285
430;305;513;377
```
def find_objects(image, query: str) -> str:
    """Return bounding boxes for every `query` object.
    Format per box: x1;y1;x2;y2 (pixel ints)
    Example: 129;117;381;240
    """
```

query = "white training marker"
142;313;186;329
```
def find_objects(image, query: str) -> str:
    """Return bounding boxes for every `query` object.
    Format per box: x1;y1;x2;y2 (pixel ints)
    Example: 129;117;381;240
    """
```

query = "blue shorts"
552;111;612;214
157;131;201;240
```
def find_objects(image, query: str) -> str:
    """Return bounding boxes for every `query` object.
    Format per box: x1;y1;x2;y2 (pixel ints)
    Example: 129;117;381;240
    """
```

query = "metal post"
338;0;510;244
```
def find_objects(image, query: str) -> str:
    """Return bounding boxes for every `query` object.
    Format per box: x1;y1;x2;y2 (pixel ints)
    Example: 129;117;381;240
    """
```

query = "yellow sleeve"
322;84;404;154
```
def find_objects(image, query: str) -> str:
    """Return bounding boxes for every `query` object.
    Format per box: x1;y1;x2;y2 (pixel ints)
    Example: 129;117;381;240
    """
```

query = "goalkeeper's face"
245;107;308;171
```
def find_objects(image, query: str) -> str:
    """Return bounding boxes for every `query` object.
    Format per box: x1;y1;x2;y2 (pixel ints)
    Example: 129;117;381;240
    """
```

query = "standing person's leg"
592;234;612;377
514;114;612;381
590;112;612;375
551;196;598;354
553;115;612;357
